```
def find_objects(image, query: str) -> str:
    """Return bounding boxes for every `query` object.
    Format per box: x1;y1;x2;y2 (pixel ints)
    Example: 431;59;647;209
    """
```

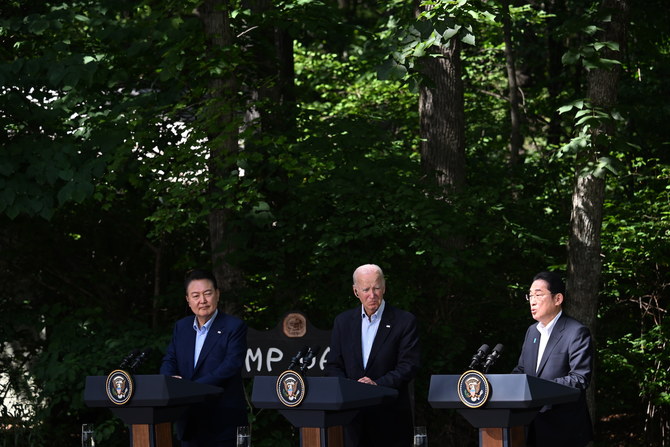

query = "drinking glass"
236;425;251;447
81;424;95;447
413;425;427;447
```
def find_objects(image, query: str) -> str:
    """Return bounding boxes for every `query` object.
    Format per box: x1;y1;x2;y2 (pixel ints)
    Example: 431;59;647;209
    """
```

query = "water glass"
81;424;95;447
413;425;427;447
236;425;251;447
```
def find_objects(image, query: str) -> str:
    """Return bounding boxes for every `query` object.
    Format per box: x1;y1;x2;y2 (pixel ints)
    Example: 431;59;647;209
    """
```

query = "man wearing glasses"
512;271;594;447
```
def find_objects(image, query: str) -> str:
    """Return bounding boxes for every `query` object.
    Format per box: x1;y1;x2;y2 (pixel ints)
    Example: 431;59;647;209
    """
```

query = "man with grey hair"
326;264;421;446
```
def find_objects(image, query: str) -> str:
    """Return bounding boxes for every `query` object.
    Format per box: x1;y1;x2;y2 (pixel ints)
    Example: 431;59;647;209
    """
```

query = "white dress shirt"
536;310;562;372
361;300;385;369
193;309;218;367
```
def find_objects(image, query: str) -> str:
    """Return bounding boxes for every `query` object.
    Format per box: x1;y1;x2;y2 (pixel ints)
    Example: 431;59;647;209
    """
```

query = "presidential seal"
276;370;306;407
105;369;134;405
457;370;490;409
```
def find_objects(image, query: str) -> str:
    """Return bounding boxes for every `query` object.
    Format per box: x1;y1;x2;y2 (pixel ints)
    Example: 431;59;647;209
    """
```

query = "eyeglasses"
525;293;555;302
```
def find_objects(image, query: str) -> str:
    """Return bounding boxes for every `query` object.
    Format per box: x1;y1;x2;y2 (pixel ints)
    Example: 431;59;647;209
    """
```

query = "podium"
428;374;580;447
251;376;398;447
84;374;223;447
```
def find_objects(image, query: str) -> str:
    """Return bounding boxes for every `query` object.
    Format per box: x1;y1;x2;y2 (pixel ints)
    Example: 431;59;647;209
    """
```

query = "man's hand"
358;376;377;385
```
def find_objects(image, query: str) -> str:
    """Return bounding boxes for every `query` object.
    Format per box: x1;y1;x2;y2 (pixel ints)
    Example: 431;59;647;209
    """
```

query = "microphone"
300;346;321;375
481;344;504;373
119;349;141;370
468;344;490;369
287;346;309;371
128;348;153;372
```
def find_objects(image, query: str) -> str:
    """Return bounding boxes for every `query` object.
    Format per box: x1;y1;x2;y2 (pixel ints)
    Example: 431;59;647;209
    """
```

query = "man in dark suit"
512;271;594;447
160;269;247;447
326;264;420;447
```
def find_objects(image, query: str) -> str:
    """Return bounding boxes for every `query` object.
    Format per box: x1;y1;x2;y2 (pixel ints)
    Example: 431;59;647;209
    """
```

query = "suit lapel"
194;312;224;375
526;325;540;376
351;309;364;371
365;305;395;372
536;316;566;376
183;320;197;379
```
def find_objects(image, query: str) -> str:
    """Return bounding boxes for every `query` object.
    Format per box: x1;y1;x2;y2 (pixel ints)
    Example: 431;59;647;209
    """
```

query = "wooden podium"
251;376;398;447
428;374;580;447
84;374;223;447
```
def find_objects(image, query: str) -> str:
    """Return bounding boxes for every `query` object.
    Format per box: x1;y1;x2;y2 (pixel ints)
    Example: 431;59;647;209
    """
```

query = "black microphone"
119;349;141;370
128;348;153;372
468;344;490;369
288;346;309;371
481;344;504;373
300;346;321;375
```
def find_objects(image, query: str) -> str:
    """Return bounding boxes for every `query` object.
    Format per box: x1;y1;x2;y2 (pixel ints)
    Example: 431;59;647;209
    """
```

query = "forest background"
1;0;668;446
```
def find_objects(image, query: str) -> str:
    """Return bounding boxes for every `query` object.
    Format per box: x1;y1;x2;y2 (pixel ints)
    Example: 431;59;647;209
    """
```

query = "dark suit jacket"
160;311;248;444
326;303;420;447
512;313;593;447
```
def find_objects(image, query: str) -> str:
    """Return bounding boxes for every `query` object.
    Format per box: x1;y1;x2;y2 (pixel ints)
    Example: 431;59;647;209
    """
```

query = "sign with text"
244;311;331;378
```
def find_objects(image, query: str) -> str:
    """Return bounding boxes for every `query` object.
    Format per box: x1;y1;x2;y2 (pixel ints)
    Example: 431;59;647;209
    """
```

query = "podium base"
479;426;525;447
131;422;173;447
300;426;343;447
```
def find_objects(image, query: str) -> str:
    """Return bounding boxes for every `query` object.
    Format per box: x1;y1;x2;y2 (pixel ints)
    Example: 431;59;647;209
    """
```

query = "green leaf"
562;50;580;65
28;18;50;35
461;31;476;46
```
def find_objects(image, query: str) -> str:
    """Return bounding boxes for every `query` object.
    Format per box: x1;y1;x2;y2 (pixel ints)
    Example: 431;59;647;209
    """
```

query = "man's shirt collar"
538;310;562;332
361;299;386;322
193;309;219;332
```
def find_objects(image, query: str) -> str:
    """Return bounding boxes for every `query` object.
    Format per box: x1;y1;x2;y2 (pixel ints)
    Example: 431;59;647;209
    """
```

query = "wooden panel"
131;423;173;447
510;425;525;447
480;426;526;447
132;424;150;447
300;426;343;447
301;427;322;447
327;425;343;446
155;422;173;447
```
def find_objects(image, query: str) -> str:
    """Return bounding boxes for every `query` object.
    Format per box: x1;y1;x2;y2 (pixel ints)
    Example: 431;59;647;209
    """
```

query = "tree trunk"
501;0;524;166
567;0;627;331
566;0;628;436
418;39;466;194
545;0;567;146
196;0;245;310
244;0;297;135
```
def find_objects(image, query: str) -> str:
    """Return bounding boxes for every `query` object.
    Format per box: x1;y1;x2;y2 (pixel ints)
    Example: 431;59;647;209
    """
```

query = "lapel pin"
217;330;222;334
386;325;391;328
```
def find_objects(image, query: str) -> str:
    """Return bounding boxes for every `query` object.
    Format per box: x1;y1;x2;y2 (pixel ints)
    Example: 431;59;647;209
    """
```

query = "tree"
194;0;247;306
565;0;628;353
500;0;524;165
419;39;466;192
562;0;628;434
2;0;670;445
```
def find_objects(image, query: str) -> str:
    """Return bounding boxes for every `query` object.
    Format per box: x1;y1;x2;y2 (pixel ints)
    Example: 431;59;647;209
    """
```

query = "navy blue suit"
512;314;594;447
160;311;248;446
326;303;420;447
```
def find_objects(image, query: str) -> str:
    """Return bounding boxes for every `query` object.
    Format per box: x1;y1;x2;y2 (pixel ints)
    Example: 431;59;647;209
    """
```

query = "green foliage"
376;0;495;85
556;99;625;176
600;319;670;444
0;0;213;220
1;0;670;446
602;322;670;405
